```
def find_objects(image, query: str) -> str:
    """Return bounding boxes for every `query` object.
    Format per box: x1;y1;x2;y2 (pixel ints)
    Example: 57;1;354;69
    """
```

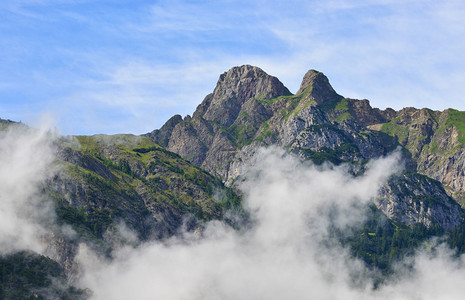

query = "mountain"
145;66;399;182
368;107;465;203
2;65;465;298
146;65;464;230
0;251;86;299
1;125;241;299
47;134;242;277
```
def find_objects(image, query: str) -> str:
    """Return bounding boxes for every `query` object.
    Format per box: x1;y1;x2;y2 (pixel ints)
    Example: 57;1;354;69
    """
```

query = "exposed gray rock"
279;105;329;146
367;107;465;203
296;69;342;105
167;122;208;165
163;65;292;175
42;232;79;279
200;65;291;127
144;114;183;147
346;99;396;126
375;172;463;230
151;66;401;183
146;65;465;229
291;125;348;151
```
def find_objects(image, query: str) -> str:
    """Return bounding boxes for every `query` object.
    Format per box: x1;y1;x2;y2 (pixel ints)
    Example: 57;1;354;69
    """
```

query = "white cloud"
257;1;465;110
0;118;57;254
2;117;465;299
72;148;465;300
76;148;405;300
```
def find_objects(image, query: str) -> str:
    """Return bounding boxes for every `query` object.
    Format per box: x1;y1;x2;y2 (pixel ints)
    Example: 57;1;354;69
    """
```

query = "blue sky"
1;0;465;135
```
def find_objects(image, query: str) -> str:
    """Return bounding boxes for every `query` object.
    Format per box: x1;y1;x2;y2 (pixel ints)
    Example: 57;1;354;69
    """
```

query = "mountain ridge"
2;65;465;298
145;65;465;229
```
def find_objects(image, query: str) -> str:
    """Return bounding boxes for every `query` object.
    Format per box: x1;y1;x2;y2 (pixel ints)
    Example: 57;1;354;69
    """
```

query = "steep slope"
376;171;463;230
0;122;241;297
146;65;464;230
52;134;239;240
146;65;292;171
146;66;398;180
0;251;86;299
369;108;465;204
46;134;241;271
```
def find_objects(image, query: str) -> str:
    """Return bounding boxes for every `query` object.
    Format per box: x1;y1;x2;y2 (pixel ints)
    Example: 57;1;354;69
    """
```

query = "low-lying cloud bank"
77;148;465;300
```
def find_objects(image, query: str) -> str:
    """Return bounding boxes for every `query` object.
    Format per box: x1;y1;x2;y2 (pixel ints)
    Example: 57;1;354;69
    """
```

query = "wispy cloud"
1;0;465;134
0;118;56;254
257;1;465;110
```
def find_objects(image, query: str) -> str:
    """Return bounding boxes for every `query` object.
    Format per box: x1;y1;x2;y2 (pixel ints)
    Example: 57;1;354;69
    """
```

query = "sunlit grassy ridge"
52;134;242;242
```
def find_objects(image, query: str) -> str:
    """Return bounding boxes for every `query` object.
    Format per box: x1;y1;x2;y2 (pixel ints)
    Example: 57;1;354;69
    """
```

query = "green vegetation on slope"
333;206;443;276
334;98;349;111
378;108;465;153
442;109;465;144
333;203;465;284
333;99;353;122
297;143;361;166
51;134;243;243
226;123;258;147
0;251;84;299
258;94;295;105
380;122;409;144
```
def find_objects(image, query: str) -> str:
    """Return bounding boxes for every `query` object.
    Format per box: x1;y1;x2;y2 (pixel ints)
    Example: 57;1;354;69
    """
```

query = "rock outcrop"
368;108;465;204
198;65;291;126
145;65;294;179
376;171;463;230
146;65;465;230
149;65;399;183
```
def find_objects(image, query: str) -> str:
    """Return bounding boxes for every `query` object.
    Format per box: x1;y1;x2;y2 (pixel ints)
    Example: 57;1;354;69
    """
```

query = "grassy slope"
52;134;242;242
379;108;465;152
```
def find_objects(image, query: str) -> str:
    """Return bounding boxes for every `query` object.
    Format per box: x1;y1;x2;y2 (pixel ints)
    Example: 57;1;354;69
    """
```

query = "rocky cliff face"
375;171;463;230
197;65;291;126
146;65;293;179
368;108;465;204
147;65;465;230
148;65;399;182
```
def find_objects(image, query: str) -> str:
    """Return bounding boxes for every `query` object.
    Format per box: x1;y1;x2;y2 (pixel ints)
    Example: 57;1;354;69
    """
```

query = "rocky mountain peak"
217;65;264;82
198;65;291;127
296;69;341;105
144;114;183;147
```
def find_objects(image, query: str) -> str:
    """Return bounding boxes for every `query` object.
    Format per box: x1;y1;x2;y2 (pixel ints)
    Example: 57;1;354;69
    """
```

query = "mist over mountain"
2;66;465;299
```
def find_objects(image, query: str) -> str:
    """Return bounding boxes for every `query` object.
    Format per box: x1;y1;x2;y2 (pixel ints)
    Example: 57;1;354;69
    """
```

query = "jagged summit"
145;66;465;224
194;65;291;127
191;66;344;127
296;69;342;104
297;69;322;94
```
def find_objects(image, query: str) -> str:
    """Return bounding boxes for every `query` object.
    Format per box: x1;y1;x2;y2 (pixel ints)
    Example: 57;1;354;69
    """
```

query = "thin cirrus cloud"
0;0;464;135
